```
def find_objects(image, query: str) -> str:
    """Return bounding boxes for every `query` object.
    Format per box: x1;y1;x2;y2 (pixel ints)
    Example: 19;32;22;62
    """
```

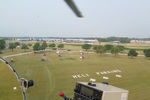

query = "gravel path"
3;52;33;59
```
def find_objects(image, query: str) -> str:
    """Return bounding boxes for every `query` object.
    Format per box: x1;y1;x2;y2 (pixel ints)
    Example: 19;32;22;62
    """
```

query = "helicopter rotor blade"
64;0;83;17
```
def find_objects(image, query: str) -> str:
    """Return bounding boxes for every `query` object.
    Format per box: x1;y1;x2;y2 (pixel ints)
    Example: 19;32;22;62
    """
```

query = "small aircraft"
64;0;83;17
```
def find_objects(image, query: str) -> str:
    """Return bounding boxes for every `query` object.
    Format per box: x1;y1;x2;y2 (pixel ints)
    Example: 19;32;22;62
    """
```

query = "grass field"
1;49;149;100
0;48;32;57
0;61;22;100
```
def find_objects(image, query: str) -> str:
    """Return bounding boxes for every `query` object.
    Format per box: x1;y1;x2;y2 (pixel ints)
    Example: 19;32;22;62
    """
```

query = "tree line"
0;39;150;58
0;40;32;52
81;44;150;58
33;42;64;51
0;39;65;53
96;37;131;43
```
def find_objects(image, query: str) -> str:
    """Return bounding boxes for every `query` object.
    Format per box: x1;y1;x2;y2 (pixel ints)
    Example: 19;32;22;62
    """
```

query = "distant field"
64;44;150;54
126;46;150;50
64;44;82;50
125;46;150;55
1;50;149;100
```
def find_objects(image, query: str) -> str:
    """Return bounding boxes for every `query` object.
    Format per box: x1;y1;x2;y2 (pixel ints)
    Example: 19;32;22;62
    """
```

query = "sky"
0;0;150;38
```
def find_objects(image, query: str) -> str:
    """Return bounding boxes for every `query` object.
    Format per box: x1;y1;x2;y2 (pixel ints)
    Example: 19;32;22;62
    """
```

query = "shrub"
128;49;138;57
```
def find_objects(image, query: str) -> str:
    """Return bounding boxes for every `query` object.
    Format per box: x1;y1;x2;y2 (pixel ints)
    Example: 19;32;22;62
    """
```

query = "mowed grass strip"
5;51;150;100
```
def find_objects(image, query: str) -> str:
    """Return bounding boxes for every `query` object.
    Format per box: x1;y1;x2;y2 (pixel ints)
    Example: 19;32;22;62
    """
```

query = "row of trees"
0;39;6;53
127;49;150;58
82;44;124;56
93;45;124;56
0;40;32;52
0;39;150;58
9;43;30;51
33;42;64;51
144;49;150;57
81;44;150;58
1;41;64;52
97;37;131;43
0;40;64;52
33;42;47;51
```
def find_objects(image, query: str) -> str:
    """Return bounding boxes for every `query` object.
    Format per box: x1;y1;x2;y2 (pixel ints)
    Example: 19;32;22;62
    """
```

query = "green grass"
2;51;149;100
0;48;32;57
126;46;150;50
125;46;150;55
63;44;82;50
0;61;22;100
0;44;150;100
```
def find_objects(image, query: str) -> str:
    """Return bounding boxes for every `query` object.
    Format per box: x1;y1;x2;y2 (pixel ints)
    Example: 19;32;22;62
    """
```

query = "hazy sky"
0;0;150;38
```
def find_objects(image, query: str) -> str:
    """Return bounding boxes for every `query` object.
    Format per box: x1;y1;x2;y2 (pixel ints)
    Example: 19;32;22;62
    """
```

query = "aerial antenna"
64;0;83;17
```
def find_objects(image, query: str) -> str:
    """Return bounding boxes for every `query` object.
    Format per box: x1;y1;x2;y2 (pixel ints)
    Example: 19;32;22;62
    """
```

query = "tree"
33;43;40;51
93;45;98;51
117;45;125;51
9;43;16;52
96;45;105;54
0;39;6;53
104;44;114;51
143;49;150;58
96;37;131;43
41;41;47;50
144;49;148;54
15;42;20;46
97;38;107;42
21;44;29;51
120;37;131;43
97;38;101;45
111;46;120;56
49;43;56;48
128;49;138;57
58;44;64;49
28;43;32;47
39;45;45;50
82;44;92;51
93;45;104;54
